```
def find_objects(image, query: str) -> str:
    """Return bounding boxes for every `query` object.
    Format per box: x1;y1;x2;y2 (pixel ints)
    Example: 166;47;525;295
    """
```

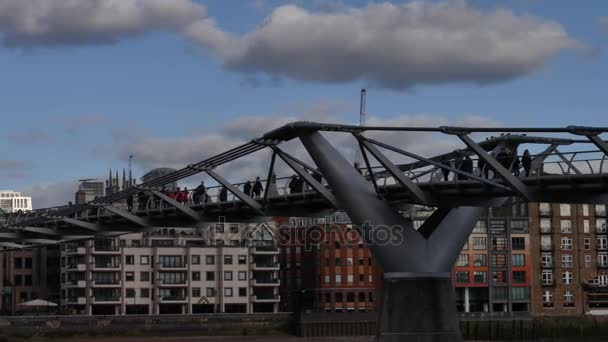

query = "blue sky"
0;0;607;207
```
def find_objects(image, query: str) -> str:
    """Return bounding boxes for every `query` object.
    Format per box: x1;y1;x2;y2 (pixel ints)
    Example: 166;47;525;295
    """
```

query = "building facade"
60;223;280;315
141;168;177;192
75;180;105;205
0;247;60;315
279;216;383;314
0;190;32;213
530;203;608;315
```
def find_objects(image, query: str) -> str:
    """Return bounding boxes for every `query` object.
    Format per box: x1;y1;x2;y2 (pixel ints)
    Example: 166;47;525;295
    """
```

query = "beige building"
60;223;280;315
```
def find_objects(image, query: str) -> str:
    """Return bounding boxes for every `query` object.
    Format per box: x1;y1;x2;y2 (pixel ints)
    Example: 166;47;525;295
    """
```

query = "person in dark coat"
243;181;252;196
522;149;532;176
137;191;148;210
288;175;298;194
458;156;473;180
193;181;206;204
219;186;228;202
512;155;521;176
440;156;450;181
295;176;304;193
252;177;263;198
477;157;487;178
126;194;134;212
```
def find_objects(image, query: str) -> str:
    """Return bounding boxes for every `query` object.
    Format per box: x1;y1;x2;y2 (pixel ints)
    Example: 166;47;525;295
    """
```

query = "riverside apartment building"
60;223;280;315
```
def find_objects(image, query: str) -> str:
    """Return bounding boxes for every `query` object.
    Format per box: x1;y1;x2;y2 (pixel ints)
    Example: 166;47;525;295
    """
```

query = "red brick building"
278;219;383;313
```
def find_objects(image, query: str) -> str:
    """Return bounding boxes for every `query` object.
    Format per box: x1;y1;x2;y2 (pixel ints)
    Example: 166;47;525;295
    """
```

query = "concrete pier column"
377;274;462;342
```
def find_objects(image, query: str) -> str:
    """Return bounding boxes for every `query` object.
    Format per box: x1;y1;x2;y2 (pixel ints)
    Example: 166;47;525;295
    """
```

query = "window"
224;255;233;265
192;255;200;265
192;288;201;297
126;272;135;282
539;203;551;216
346;258;353;266
359;274;365;282
24;258;32;269
239;288;247;297
511;220;528;233
335;274;342;283
473;237;487;250
598;253;608;267
139;255;149;265
126;289;136;298
541;270;553;286
335;258;341;266
562;271;573;285
512;287;529;300
473;271;487;284
512;254;525;267
206;272;215;281
126;255;134;265
456;254;469;267
585;237;591;250
585;254;592;268
473;221;487;234
230;224;239;233
474;254;487;267
543;291;553;306
561;237;572;250
224;288;233;297
14;257;22;269
559;204;571;216
359;293;366;302
512;237;525;250
462;240;469;250
584;220;590;234
560;220;572;233
206;288;215;297
512;271;526;283
358;258;365;266
456;272;469;283
491;236;507;251
238;271;247;280
493;270;507;284
192;272;201;281
540;219;551;233
583;204;589;216
347;274;354;284
140;272;150;282
541;236;552;251
597;219;607;233
206;255;215;265
562;254;573;268
238;255;247;264
324;275;330;284
224;271;233;281
598;236;607;250
596;205;606;216
564;291;574;305
141;288;150;298
24;275;32;286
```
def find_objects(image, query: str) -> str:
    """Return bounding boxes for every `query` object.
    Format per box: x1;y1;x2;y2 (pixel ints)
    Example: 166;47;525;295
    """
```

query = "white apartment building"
60;223;280;315
0;190;32;213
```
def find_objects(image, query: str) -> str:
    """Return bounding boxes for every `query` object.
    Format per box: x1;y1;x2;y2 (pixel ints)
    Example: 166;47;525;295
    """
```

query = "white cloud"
21;180;78;209
0;0;205;47
186;1;578;89
599;16;608;32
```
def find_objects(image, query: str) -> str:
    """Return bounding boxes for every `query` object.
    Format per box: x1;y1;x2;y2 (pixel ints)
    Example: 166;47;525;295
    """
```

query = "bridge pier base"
377;275;462;342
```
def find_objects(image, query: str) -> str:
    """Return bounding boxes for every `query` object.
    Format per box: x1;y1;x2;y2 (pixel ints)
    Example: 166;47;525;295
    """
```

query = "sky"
0;0;607;208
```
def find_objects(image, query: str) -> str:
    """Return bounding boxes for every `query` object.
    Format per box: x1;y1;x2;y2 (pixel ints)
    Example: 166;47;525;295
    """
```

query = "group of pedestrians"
440;148;534;181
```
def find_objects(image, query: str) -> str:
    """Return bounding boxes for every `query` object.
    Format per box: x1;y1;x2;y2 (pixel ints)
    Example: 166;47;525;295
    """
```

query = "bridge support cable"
298;129;484;342
100;205;150;228
204;169;264;214
60;217;103;232
356;137;431;205
361;136;512;191
357;139;382;198
137;188;203;221
457;133;534;200
262;151;277;208
272;147;338;208
554;150;583;175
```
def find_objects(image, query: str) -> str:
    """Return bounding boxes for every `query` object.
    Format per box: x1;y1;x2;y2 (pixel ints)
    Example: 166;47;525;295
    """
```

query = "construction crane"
354;88;366;168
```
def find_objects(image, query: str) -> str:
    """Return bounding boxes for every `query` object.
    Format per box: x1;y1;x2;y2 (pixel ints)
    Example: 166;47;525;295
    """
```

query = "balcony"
158;295;187;303
92;296;121;304
252;279;280;287
64;279;86;288
66;263;86;271
158;279;188;287
158;263;187;270
92;279;121;287
252;295;280;303
65;247;86;255
65;297;86;305
92;245;120;254
251;246;279;255
252;263;280;271
91;262;121;270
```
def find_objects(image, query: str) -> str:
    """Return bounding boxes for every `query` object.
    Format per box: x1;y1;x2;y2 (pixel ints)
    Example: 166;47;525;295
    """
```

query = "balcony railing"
92;245;120;252
93;296;120;302
158;263;187;269
92;279;121;285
